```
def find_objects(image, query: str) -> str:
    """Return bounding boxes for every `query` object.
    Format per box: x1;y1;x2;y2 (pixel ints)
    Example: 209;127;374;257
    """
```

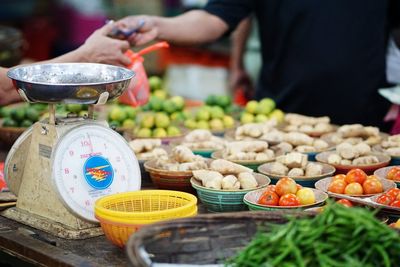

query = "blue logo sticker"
83;156;114;190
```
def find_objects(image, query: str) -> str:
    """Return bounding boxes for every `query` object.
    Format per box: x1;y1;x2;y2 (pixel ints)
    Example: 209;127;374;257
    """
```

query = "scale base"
2;207;103;240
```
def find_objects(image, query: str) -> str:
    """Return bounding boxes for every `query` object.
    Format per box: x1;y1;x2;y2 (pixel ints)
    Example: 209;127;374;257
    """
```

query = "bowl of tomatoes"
374;166;400;187
243;177;328;211
315;169;396;199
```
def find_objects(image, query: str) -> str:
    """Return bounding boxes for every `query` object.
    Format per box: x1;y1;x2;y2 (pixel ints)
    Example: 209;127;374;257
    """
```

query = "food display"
257;177;316;206
322;124;384;146
326;142;376;166
283;113;335;136
232;121;280;142
180;129;226;151
128;138;167;161
134;112;182;138
375;188;400;207
375;134;400;158
315;168;396;198
240;98;284;124
218;140;274;162
184;105;235;132
107;104;137;129
0;103;44;127
266;152;323;176
192;167;258;190
153;145;208;171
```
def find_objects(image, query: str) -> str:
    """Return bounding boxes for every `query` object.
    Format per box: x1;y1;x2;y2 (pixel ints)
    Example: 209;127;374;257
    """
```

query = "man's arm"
117;10;229;46
230;17;253;93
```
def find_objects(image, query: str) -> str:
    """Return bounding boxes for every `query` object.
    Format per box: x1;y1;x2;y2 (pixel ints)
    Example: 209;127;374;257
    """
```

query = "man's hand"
78;23;132;66
115;16;159;46
0;67;21;105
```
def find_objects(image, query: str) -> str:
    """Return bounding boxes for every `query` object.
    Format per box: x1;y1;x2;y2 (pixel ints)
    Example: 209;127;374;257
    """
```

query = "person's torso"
251;0;391;127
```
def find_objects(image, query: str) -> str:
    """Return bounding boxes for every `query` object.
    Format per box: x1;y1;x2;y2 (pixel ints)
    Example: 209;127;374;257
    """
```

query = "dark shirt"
205;0;400;128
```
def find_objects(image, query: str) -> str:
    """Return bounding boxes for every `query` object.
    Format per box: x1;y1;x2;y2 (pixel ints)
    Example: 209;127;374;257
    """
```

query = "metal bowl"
7;63;135;104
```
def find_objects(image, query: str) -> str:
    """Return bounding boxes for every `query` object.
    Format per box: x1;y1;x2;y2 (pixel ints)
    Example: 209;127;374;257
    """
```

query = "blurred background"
0;0;239;99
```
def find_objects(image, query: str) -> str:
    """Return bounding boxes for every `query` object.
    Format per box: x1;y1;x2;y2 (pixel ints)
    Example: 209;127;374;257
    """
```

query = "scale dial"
52;124;140;222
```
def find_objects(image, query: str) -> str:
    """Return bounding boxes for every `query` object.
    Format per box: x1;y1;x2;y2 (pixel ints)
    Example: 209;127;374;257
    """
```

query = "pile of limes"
184;105;235;132
0;103;46;127
240;98;284;124
108;105;137;129
135;111;181;138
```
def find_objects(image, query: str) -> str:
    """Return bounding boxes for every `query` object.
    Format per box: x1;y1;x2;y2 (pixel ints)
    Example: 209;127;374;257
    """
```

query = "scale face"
52;124;141;222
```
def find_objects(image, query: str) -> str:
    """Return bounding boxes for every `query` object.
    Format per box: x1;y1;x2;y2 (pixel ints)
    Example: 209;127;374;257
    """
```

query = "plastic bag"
118;42;169;107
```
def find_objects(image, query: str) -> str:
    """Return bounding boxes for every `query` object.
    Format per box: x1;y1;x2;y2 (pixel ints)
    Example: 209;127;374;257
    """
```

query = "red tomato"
386;188;400;200
376;194;393;205
344;182;364;195
336;199;353;207
345;169;367;185
367;175;379;180
296;184;302;191
275;177;298;197
332;174;346;182
390;200;400;208
258;191;279;206
328;180;347;194
264;185;276;192
387;167;400;180
278;193;300;206
392;172;400;181
362;179;383;194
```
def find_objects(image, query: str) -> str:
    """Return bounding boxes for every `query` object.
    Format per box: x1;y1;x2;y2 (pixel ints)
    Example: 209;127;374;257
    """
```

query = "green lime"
124;106;137;119
1;107;12;118
184;119;197;129
170;96;185;111
152;89;168;100
26;107;39;122
210;106;225;119
245;100;259;114
66;104;83;113
20;119;33;127
153;127;167;138
216;95;232;108
109;106;127;122
149;96;163;111
155;112;170;128
162;100;177;114
31;103;47;112
137;128;152;138
148;76;163;91
167;126;181;136
196;108;210;121
79;111;88;117
122;119;136;129
205;95;217;106
240;112;255;124
2;117;18;127
11;108;25;122
140;114;155;129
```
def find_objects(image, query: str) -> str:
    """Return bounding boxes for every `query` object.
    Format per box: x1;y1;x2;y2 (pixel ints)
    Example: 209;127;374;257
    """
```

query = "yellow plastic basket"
94;190;197;247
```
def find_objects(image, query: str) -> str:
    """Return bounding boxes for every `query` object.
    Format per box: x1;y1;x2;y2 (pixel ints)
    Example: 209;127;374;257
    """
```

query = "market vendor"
116;0;400;129
0;22;131;106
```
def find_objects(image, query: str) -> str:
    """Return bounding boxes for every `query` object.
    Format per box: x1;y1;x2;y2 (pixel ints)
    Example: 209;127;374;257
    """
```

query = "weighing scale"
3;63;141;239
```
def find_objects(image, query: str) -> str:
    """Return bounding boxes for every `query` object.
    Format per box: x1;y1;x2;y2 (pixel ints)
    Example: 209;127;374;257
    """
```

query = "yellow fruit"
122;119;136;128
245;100;258;114
196;120;210;129
155;112;170;128
296;188;316;205
255;114;268;123
223;115;235;128
153;128;167;138
240;112;254;124
209;118;224;131
137;128;152;138
153;89;168;100
141;114;155;128
269;109;285;123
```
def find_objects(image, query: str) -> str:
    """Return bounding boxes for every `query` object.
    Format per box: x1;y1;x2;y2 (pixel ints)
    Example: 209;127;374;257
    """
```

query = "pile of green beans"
227;203;400;267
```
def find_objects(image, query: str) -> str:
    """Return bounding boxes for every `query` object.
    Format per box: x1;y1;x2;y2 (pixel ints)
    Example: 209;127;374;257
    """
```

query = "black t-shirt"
205;0;400;128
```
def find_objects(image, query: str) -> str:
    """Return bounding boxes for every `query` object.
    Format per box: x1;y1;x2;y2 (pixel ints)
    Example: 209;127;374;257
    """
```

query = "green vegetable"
226;202;400;267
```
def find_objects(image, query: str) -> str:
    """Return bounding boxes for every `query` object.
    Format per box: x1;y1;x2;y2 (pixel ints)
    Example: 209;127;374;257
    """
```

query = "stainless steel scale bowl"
7;63;134;104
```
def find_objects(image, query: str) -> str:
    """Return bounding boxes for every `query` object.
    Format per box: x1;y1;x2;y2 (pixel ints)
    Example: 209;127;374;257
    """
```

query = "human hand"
230;68;254;99
115;16;158;46
78;23;132;66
